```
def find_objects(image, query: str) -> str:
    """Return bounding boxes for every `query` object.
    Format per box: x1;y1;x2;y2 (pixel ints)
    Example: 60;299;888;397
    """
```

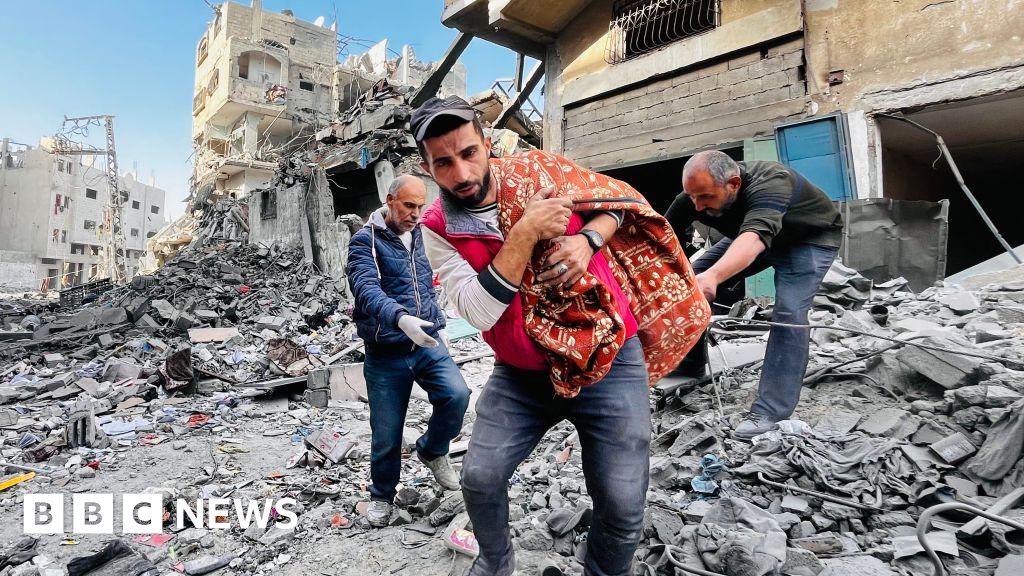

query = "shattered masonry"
3;1;1024;576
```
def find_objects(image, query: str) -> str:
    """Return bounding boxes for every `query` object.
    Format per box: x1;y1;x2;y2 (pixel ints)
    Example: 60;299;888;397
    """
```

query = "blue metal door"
775;114;854;201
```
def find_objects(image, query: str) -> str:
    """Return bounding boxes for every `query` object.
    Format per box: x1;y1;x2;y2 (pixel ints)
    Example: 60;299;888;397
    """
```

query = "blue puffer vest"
346;208;445;348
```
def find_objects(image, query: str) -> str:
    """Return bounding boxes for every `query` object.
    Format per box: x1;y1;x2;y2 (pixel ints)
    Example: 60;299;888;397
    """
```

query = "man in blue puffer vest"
347;174;470;528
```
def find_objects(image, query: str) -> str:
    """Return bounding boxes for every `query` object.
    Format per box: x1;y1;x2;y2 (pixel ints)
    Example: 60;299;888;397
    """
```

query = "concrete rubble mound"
3;250;1024;576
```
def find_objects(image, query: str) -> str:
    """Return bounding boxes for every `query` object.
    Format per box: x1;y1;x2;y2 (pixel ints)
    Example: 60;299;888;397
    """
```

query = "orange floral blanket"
492;150;710;397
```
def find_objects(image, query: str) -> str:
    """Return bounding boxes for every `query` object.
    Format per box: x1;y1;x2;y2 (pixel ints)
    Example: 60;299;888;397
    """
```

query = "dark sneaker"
418;452;461;491
734;412;778;440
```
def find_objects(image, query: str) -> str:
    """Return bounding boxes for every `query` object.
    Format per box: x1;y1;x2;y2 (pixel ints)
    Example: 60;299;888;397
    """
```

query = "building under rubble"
0;138;167;292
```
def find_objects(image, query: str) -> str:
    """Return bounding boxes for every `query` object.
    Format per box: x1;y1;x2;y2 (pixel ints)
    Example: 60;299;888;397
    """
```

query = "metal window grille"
606;0;721;64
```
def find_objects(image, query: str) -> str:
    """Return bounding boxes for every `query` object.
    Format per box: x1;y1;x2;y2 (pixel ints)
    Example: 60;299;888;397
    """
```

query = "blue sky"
0;1;524;219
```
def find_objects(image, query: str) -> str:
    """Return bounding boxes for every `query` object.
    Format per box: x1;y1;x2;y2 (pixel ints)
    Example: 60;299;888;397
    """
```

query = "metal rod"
916;502;1024;576
713;319;1024;368
757;472;882;511
0;461;58;475
876;113;1021;265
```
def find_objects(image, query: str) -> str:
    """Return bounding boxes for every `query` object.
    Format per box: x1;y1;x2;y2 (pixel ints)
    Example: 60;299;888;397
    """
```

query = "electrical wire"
712;318;1023;367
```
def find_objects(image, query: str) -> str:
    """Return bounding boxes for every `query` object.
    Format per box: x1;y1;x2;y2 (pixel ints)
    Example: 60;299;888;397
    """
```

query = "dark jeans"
684;239;838;420
462;337;650;576
364;342;470;501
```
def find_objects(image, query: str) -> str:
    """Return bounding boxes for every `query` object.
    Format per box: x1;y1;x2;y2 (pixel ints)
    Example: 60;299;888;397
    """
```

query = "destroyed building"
443;0;1024;286
9;3;1024;576
0;138;167;292
189;1;337;207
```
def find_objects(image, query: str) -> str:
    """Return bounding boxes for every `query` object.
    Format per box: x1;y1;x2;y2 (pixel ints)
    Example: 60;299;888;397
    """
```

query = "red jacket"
421;203;637;372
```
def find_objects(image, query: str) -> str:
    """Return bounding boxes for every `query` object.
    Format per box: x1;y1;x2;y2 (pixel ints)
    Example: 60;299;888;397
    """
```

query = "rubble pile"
3;247;1024;576
617;264;1024;576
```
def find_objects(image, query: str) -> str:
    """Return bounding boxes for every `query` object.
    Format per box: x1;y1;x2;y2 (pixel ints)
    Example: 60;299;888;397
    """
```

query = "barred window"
606;0;721;64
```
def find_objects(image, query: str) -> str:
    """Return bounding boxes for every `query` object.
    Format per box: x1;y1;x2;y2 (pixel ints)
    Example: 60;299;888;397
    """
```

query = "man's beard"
441;167;492;207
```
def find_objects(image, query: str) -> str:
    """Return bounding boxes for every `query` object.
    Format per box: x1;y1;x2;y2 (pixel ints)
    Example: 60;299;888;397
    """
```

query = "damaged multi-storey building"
183;1;529;286
0;138;167;291
441;0;1024;291
189;0;337;207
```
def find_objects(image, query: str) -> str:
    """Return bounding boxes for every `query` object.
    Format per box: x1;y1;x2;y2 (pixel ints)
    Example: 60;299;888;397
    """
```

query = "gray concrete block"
782;546;825;576
857;408;920;439
782;495;811;516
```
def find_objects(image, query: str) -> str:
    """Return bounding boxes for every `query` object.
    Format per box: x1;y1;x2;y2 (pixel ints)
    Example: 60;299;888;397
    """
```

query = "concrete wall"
563;38;807;170
803;0;1024;114
247;184;304;247
0;251;37;291
543;0;805;169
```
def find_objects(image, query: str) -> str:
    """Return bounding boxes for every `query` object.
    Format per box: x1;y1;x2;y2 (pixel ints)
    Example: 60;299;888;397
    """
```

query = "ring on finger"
556;263;569;275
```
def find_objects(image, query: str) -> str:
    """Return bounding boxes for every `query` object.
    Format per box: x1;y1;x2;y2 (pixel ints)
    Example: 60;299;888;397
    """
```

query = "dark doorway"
877;90;1024;274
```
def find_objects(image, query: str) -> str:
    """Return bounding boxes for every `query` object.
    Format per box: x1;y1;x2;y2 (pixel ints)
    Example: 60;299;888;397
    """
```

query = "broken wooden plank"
234;376;308;389
188;327;241;344
957;486;1024;537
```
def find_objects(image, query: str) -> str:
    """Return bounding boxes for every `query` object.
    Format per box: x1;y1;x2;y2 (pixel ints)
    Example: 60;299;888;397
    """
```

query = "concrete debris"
5;202;1024;575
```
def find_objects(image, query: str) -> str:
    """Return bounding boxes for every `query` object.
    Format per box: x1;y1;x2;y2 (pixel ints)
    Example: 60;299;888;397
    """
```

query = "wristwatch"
578;229;605;253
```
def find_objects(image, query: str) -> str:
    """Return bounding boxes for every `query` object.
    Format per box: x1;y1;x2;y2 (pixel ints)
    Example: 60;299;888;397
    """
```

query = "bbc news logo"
24;494;298;535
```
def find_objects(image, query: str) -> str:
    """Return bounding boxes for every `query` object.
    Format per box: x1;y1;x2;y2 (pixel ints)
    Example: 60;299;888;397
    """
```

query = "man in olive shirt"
665;150;843;439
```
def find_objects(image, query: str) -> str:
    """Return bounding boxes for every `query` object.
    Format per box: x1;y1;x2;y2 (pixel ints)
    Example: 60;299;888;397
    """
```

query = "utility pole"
53;115;128;283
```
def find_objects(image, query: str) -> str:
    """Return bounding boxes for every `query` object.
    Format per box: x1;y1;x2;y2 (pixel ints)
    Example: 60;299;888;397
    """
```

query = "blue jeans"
364;342;470;501
688;239;838;420
462;337;650;576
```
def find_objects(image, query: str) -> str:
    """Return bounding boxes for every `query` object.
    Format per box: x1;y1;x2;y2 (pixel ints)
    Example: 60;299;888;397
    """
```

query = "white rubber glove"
397;315;438;348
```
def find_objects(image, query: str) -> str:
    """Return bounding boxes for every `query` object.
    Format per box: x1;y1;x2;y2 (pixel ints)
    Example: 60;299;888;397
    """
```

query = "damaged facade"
185;1;494;285
442;0;1024;279
190;1;336;207
0;138;167;292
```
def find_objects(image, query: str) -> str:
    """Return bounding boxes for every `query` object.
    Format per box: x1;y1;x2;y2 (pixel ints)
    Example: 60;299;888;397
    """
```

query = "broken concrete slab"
896;339;983;389
782;495;811;516
929;432;978;465
995;554;1024;576
256;315;286;332
708;341;769;372
310;364;367;403
814;409;863;436
939;292;980;315
0;408;17;427
856;407;920;439
782;546;826;576
791;533;844;555
958;487;1024;537
892;531;958;560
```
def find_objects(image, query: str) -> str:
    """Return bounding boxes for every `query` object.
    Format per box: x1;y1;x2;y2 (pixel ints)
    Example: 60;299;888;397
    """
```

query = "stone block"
782;546;825;576
782;495;811;516
856;408;920;439
896;340;982;389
